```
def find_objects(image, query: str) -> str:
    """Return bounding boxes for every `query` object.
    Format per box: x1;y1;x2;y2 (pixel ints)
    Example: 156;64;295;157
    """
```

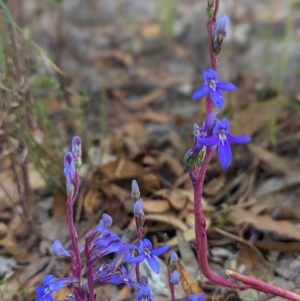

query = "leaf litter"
0;1;300;301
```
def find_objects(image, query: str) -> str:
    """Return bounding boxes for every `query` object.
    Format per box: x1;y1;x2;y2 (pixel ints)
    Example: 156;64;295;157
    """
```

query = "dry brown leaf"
136;111;170;124
135;174;160;194
231;98;284;136
145;214;188;232
83;190;103;217
143;200;170;213
52;287;71;300
95;50;133;67
167;228;195;247
141;22;161;39
157;153;184;177
203;175;225;196
123;89;166;110
255;174;300;197
99;158;143;180
154;189;214;212
254;241;300;252
247;144;296;175
0;238;26;260
0;222;8;239
177;260;201;297
166;217;212;247
228;208;300;240
237;243;272;280
116;284;131;301
52;190;68;218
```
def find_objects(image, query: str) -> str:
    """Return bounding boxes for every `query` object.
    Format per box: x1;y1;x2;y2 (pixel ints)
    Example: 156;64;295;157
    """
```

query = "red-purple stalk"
84;235;95;301
67;171;83;300
168;271;175;301
134;216;143;282
227;270;300;301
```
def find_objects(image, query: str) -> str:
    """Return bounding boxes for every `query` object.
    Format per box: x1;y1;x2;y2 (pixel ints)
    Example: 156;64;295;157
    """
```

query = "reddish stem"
67;171;83;300
168;271;175;301
84;238;95;301
227;270;300;301
134;216;143;283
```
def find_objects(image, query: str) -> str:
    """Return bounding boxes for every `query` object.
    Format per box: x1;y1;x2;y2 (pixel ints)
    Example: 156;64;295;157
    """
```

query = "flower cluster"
35;138;172;301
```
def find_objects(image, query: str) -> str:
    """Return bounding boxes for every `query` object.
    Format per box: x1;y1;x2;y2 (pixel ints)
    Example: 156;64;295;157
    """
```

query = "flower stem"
134;216;143;283
84;237;95;301
168;271;175;301
67;171;83;300
226;270;300;301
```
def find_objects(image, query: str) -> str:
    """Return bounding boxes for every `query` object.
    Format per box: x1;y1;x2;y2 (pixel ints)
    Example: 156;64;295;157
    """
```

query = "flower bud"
131;179;140;201
134;198;145;228
64;152;76;197
169;251;178;265
71;136;82;169
170;270;180;285
214;14;229;55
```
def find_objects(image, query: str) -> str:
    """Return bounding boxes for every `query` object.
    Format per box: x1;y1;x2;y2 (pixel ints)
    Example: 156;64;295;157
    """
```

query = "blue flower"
192;69;235;110
35;275;78;301
127;239;169;274
196;118;251;170
170;270;180;285
136;276;152;301
187;292;205;301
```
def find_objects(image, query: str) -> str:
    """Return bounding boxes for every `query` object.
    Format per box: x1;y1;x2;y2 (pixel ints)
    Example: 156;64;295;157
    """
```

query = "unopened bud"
134;198;145;228
131;180;140;200
213;14;229;55
64;152;76;196
169;251;178;265
71;136;82;169
170;270;180;285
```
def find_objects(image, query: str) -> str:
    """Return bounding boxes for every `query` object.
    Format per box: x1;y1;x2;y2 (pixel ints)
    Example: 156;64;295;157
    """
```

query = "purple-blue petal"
199;292;205;301
146;255;160;274
170;270;180;285
218;140;232;170
192;86;209;100
196;135;218;147
217;82;236;91
226;133;251;145
126;253;145;264
203;70;211;83
209;89;224;110
151;244;169;256
208;68;218;81
220;118;230;132
204;111;218;134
